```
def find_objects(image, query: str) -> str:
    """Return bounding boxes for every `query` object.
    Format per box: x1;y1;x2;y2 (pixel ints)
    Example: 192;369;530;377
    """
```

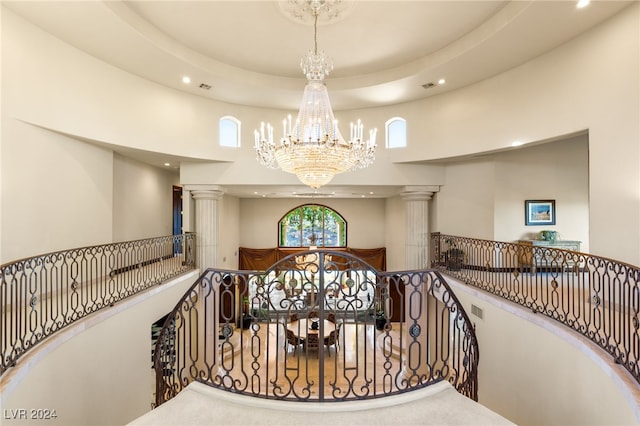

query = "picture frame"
524;199;556;226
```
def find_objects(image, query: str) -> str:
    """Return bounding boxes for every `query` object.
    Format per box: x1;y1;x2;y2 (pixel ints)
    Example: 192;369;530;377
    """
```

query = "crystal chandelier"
254;2;376;189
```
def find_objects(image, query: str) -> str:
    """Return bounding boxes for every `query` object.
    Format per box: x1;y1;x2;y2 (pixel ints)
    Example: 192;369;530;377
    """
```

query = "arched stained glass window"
279;204;346;248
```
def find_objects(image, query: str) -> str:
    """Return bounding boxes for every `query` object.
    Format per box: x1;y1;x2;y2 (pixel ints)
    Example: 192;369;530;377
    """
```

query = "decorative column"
183;186;224;374
399;186;438;382
185;185;225;270
400;186;438;269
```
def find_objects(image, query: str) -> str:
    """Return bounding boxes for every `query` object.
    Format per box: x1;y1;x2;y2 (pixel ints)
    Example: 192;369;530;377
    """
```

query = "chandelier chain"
313;11;319;55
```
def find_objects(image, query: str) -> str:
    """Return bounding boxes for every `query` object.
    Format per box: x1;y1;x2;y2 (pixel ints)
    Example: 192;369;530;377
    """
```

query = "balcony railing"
1;233;196;376
431;233;640;384
154;250;479;405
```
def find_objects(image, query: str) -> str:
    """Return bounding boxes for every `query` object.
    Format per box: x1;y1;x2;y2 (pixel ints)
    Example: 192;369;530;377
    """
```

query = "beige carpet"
130;381;514;426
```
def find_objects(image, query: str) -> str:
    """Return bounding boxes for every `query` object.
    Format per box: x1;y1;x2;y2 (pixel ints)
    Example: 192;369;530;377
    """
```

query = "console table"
517;240;581;272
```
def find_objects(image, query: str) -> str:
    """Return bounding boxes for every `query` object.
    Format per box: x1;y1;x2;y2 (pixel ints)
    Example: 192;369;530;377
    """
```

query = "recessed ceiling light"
182;76;191;84
576;0;590;8
438;79;446;85
164;162;171;166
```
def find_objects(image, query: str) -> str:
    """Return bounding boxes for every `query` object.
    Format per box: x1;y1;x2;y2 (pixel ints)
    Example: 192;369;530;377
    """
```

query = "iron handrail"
431;233;640;383
154;250;479;405
0;233;196;376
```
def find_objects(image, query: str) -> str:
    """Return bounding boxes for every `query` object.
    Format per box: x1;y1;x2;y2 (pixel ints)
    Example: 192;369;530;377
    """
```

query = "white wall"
493;135;590;250
0;120;113;263
0;114;181;264
0;8;235;163
436;160;497;241
113;154;179;242
401;5;637;263
1;271;199;426
1;12;185;262
239;198;386;250
450;278;638;425
436;135;590;251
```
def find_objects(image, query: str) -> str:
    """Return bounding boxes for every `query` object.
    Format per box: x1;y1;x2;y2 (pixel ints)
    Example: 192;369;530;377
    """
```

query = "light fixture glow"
576;0;590;8
254;2;376;189
164;162;171;166
511;141;523;147
438;78;446;85
182;76;191;84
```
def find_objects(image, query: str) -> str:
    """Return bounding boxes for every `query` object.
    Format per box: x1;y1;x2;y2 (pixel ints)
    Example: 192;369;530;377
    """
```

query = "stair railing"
1;232;196;376
431;232;640;384
154;250;479;405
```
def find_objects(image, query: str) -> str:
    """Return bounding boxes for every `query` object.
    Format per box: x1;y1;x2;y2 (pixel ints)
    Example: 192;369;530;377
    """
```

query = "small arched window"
278;204;346;248
219;116;241;147
385;117;407;148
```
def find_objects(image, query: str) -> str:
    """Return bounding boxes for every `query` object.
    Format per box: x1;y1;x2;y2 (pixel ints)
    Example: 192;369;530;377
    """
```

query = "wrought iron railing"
431;233;640;383
154;250;478;405
1;233;196;376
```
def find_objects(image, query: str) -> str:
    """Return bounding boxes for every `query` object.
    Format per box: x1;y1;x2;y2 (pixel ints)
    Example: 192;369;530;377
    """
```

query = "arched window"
385;117;406;148
278;204;346;248
219;116;241;147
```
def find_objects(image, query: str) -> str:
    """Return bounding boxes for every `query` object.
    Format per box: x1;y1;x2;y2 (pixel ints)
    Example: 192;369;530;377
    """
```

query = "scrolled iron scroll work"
431;232;640;385
1;233;196;376
154;250;479;405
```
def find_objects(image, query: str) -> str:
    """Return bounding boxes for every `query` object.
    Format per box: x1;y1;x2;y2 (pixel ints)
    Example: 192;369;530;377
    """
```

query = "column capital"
400;186;439;201
185;185;225;200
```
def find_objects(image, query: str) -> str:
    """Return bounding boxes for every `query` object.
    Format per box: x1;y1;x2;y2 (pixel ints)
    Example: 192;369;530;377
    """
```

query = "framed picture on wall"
525;200;556;226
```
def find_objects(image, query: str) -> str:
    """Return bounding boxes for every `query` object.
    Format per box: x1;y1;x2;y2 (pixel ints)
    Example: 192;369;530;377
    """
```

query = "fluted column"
186;185;224;270
400;186;437;269
399;186;438;381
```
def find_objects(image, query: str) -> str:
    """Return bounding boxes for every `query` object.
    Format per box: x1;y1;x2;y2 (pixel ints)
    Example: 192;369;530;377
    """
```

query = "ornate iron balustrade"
154;250;478;405
1;233;196;376
431;233;640;383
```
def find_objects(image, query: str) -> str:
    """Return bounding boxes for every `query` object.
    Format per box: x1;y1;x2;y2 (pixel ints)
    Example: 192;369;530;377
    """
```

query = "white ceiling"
3;0;632;198
5;0;632;110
